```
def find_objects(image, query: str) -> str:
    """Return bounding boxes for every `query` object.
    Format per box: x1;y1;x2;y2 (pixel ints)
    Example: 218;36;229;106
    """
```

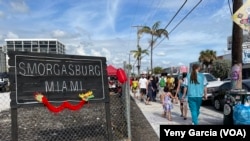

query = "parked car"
203;73;225;101
0;78;8;92
0;73;10;92
211;79;250;111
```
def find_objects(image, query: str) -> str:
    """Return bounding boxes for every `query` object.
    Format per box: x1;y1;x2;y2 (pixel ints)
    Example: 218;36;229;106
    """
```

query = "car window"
242;84;249;91
0;77;4;82
244;81;250;87
204;74;217;82
220;82;231;91
243;81;250;91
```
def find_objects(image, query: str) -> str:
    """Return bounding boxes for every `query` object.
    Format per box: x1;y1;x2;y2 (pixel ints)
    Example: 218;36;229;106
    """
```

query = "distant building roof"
5;39;59;41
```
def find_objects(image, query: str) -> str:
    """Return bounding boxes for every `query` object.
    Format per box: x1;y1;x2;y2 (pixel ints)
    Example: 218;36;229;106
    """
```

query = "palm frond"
137;26;151;35
156;29;169;39
152;21;161;30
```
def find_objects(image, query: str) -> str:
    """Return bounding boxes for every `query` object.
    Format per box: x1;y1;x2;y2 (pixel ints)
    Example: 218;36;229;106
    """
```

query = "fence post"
11;106;18;141
124;61;131;141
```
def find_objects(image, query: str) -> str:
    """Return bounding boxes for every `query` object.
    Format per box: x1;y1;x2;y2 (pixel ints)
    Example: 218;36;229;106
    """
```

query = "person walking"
162;86;175;121
182;64;208;125
131;77;139;99
152;75;158;102
145;75;154;105
175;72;188;120
158;74;166;103
138;73;148;102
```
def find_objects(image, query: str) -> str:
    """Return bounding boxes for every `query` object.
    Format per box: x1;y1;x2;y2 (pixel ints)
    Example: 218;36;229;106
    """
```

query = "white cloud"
162;60;171;65
0;0;235;73
10;0;29;13
90;49;102;57
51;30;66;38
102;48;112;60
65;44;88;56
156;51;166;56
6;32;19;39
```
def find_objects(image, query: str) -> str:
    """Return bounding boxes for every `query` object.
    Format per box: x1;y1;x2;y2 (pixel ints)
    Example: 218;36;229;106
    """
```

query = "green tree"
125;64;132;73
131;46;149;75
198;49;217;72
153;66;163;74
210;59;231;80
138;21;169;74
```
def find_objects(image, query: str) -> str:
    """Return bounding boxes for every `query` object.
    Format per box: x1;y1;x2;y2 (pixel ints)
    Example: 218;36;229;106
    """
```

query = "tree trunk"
150;36;153;74
231;0;243;89
137;59;140;76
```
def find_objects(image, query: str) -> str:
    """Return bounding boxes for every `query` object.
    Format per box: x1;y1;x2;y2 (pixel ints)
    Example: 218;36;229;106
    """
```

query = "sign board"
243;48;250;64
232;0;250;32
8;51;109;105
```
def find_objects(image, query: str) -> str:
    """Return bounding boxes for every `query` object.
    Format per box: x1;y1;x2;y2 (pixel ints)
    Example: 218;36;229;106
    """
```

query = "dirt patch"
130;98;159;141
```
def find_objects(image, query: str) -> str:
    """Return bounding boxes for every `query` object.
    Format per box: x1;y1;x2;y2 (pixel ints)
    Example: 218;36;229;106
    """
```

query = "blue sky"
0;0;236;72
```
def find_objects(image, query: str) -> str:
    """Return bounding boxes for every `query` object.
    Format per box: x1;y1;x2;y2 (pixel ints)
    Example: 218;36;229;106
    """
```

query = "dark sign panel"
8;51;109;105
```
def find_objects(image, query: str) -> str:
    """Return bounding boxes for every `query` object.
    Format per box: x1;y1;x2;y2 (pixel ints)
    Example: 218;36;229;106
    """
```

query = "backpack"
159;78;166;87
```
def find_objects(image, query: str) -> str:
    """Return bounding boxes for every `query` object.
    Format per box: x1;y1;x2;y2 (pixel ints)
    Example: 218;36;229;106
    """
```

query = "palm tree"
131;45;149;75
137;21;169;74
198;49;217;72
125;64;132;72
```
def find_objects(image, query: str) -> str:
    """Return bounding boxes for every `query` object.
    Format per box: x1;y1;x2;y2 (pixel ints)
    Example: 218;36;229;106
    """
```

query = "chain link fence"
0;69;131;141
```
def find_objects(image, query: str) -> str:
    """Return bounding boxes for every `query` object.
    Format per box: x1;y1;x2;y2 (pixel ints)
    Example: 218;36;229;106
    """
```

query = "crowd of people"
130;63;208;125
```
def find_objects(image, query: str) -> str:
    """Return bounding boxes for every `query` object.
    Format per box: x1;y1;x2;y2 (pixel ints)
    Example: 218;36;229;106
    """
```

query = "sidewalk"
130;93;224;138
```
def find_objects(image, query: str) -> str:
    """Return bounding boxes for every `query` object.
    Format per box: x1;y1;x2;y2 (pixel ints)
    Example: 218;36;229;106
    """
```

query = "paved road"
131;93;224;138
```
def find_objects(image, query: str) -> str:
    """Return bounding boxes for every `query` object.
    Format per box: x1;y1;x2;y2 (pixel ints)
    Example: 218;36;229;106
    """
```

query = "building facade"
217;53;250;79
0;46;7;72
226;34;250;79
4;39;65;54
0;39;66;73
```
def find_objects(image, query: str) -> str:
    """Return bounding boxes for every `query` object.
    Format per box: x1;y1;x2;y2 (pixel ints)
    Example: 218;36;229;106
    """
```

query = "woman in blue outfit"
182;64;208;125
175;72;188;120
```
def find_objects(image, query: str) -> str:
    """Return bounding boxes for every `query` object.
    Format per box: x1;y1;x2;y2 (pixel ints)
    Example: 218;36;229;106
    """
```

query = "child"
162;86;175;121
131;77;139;99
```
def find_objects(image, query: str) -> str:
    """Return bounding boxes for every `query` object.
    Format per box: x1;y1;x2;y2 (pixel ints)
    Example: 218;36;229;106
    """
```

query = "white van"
203;73;224;101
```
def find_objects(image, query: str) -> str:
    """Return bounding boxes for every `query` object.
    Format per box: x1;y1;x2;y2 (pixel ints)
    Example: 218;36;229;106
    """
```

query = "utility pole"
232;0;243;89
131;25;143;75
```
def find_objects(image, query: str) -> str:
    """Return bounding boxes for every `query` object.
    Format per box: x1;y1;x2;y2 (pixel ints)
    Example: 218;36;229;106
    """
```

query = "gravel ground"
130;97;159;141
0;92;158;141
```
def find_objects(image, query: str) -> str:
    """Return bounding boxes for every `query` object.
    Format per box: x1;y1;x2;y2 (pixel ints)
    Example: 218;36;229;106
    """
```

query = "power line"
163;0;188;30
131;0;203;70
154;0;203;49
125;0;141;53
130;0;188;68
141;0;156;25
228;0;233;15
144;0;164;25
141;0;189;56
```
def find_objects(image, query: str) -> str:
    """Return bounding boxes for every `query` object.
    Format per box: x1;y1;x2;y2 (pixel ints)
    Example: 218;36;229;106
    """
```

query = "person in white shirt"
138;73;148;102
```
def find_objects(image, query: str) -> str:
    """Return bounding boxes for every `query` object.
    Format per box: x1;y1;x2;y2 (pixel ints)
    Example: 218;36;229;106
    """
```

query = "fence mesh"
0;87;129;141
